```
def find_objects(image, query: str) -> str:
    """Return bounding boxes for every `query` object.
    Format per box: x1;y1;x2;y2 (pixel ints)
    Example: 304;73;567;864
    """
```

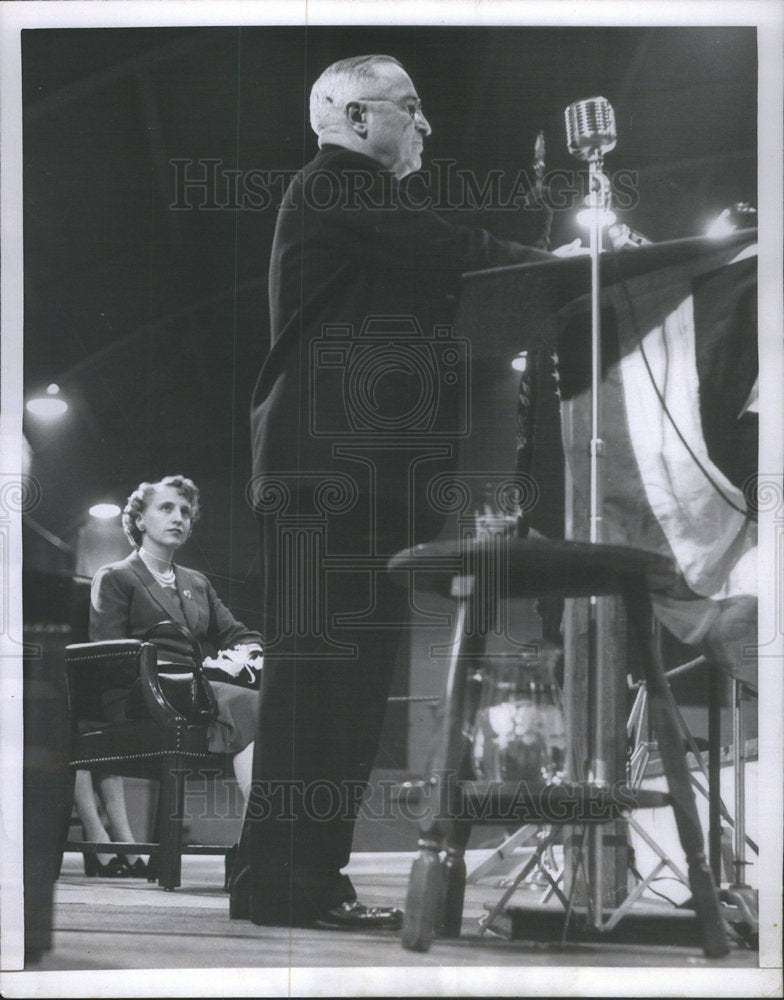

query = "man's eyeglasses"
357;97;425;121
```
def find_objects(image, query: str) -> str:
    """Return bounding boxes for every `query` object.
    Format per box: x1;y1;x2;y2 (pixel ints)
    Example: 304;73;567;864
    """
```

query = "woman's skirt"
101;677;258;754
205;679;259;753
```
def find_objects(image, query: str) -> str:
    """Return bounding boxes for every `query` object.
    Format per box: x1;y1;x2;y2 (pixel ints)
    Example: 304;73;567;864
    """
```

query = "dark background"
21;25;757;625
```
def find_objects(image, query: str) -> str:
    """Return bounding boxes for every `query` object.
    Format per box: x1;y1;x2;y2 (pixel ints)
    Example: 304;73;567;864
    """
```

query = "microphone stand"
563;97;619;930
585;153;610;929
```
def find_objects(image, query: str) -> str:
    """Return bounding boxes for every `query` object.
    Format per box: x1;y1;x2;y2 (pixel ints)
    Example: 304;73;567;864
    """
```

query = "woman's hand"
203;644;263;682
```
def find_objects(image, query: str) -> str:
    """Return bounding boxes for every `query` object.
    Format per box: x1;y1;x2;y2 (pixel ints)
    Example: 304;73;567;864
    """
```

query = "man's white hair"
309;55;403;136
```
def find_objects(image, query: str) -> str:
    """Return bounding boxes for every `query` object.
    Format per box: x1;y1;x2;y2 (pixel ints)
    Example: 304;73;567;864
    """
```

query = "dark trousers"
237;498;418;924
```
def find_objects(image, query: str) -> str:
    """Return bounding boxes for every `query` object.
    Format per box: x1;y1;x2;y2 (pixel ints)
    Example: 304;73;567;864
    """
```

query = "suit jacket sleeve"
260;149;551;399
89;564;132;641
341;187;549;273
304;149;551;275
87;564;144;697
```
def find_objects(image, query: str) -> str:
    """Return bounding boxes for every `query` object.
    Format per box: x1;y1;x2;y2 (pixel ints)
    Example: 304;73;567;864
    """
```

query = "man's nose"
415;110;432;137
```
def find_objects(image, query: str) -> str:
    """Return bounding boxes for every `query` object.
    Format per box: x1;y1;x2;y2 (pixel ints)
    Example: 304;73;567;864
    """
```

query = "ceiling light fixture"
89;503;121;520
26;383;68;419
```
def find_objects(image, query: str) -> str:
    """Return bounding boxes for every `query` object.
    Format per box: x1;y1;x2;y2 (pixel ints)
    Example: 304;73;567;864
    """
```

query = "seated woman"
89;474;263;880
73;769;148;877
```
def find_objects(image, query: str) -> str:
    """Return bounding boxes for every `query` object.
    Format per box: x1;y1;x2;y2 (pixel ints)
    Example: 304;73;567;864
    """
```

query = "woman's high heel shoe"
121;857;149;878
83;853;132;878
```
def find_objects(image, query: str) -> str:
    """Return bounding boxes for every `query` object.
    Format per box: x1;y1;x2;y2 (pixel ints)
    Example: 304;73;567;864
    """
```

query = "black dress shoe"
231;877;404;931
314;901;403;931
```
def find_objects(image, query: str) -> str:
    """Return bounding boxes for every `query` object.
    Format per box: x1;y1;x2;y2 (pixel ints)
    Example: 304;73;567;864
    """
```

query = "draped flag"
556;240;758;680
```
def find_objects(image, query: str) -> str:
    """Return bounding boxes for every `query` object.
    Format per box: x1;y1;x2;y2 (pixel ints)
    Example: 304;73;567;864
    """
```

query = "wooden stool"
388;535;730;957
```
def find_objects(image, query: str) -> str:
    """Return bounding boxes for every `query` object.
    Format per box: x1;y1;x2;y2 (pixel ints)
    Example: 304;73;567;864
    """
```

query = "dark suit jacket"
89;551;263;692
242;147;555;896
249;145;552;519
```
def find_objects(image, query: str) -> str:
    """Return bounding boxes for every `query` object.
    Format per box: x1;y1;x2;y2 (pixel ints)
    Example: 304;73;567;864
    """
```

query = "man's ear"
346;101;367;135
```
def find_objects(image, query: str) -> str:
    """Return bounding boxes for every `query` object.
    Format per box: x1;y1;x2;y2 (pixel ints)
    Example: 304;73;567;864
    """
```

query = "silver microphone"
565;97;617;161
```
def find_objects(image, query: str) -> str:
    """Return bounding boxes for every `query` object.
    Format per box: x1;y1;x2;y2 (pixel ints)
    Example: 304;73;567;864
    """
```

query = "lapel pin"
183;589;193;600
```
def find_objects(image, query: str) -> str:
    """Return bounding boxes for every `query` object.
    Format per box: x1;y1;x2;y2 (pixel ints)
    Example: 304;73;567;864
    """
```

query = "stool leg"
441;819;471;937
623;580;730;958
402;593;478;951
402;832;444;952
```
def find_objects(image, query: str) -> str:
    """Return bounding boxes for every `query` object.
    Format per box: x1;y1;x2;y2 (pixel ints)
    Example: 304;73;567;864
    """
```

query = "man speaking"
234;54;558;930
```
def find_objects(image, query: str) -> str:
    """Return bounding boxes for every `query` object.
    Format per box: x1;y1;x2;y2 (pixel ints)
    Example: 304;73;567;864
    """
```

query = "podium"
450;229;757;907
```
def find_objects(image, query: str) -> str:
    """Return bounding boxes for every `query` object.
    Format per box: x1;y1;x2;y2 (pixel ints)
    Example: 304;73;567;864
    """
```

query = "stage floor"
6;848;767;998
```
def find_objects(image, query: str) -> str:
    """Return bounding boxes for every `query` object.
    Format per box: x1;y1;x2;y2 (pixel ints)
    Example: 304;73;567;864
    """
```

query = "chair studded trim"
70;750;214;766
67;649;143;662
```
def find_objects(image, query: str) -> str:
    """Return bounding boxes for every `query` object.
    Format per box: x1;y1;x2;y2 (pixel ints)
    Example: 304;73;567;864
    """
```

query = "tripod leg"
466;824;539;883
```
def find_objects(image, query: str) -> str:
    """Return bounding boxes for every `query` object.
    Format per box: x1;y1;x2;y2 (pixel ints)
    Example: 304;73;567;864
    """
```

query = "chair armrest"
138;645;192;726
65;639;190;727
141;621;218;722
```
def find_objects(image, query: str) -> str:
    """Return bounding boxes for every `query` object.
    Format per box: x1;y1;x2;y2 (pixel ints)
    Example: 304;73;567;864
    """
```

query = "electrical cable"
607;245;756;522
629;864;683;908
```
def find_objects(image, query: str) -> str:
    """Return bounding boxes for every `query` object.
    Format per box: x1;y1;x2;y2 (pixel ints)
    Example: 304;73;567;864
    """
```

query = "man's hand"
551;238;590;257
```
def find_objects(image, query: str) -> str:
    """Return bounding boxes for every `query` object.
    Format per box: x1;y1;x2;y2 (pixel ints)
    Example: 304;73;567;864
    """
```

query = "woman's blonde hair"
122;474;201;548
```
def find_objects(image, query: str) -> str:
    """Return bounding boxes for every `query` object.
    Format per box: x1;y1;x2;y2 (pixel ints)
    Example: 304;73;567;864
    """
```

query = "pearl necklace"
139;548;176;588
